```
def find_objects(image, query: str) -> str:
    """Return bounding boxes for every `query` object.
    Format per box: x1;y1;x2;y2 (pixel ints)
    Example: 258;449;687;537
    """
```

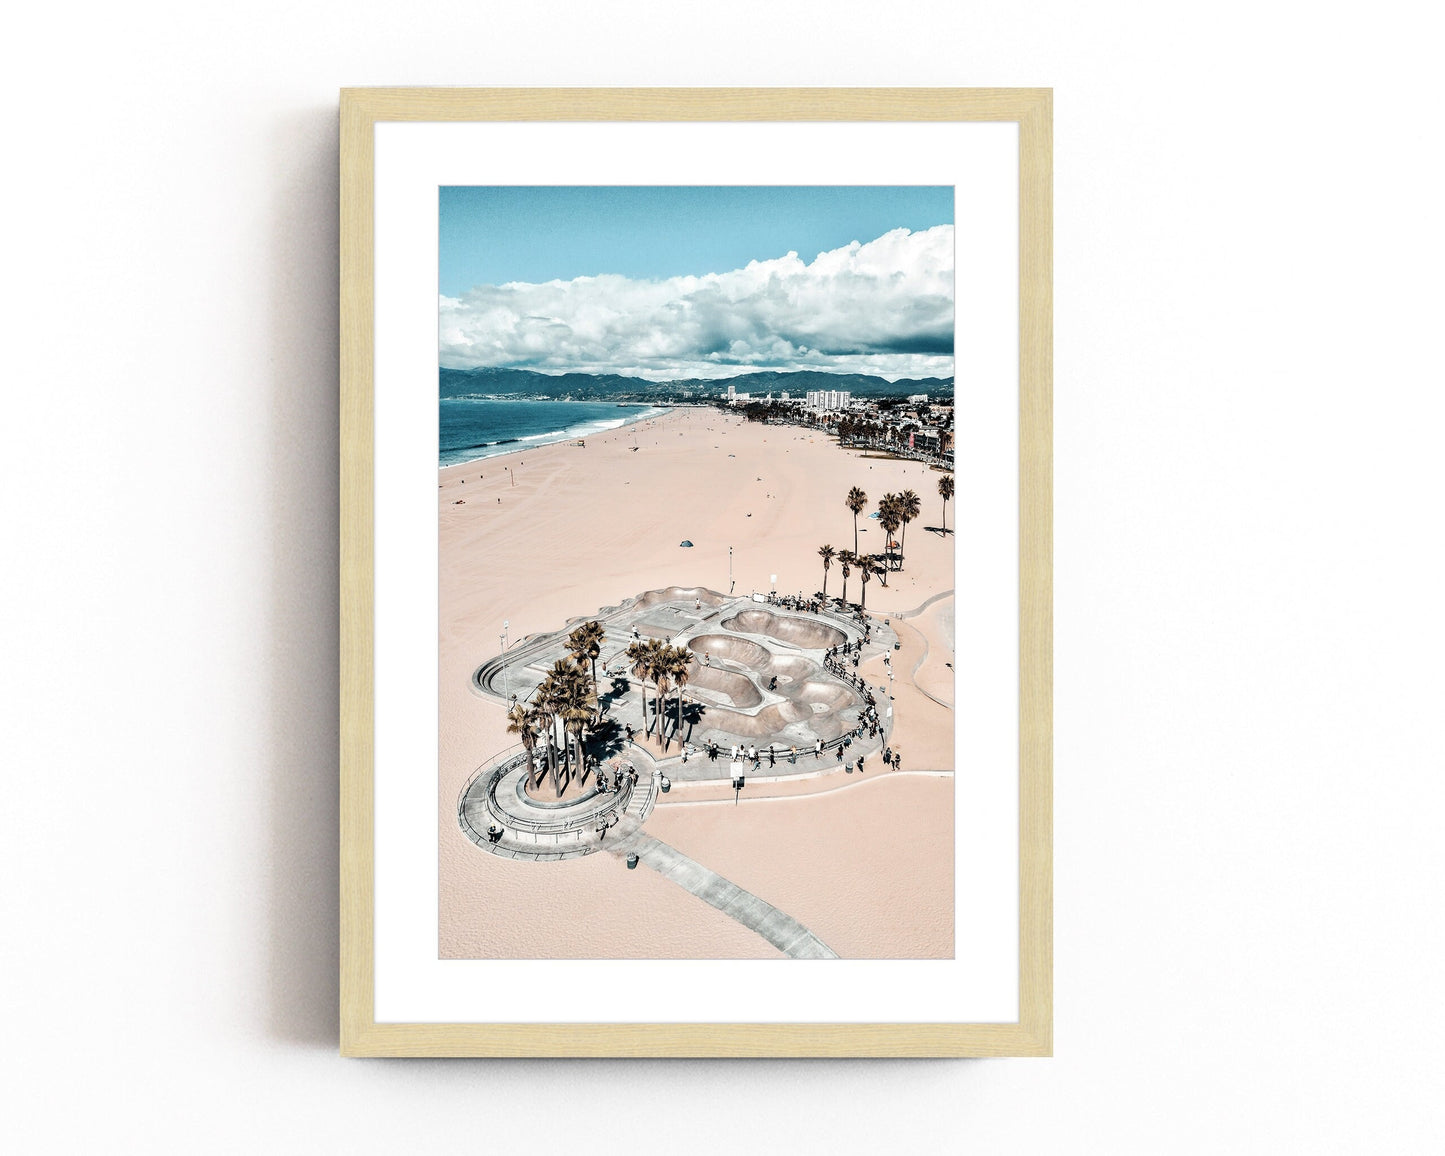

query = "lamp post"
729;545;734;594
501;619;510;701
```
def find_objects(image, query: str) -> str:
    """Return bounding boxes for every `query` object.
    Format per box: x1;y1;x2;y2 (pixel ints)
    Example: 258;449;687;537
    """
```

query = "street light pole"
501;619;510;702
729;545;734;594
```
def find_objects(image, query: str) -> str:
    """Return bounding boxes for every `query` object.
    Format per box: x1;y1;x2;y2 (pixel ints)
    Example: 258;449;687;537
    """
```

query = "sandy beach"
439;406;955;958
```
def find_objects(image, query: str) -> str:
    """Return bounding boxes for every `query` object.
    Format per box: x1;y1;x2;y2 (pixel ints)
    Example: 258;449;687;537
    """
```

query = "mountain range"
439;366;953;403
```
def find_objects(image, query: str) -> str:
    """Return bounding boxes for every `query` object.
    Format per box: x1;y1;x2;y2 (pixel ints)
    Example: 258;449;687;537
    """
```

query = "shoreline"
438;401;677;471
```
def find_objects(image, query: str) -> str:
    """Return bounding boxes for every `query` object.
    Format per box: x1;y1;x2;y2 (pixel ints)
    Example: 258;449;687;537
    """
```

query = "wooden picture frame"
340;87;1051;1057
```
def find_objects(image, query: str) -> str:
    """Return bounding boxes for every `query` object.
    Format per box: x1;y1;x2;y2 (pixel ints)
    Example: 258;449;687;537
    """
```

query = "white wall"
2;2;1441;1151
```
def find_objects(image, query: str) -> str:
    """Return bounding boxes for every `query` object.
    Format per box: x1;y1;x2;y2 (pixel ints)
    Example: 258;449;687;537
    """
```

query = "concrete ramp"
612;831;839;960
722;608;847;650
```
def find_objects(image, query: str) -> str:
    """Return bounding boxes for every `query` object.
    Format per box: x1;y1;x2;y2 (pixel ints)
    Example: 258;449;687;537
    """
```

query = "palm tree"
567;620;606;693
558;669;597;789
878;494;901;580
845;487;868;553
859;557;875;612
818;544;835;601
626;638;656;736
898;490;921;570
653;656;673;751
839;549;854;606
535;663;574;794
506;702;539;786
666;645;692;747
938;473;954;534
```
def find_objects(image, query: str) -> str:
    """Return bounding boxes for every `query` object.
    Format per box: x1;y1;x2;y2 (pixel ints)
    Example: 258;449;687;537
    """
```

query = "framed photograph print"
340;88;1051;1057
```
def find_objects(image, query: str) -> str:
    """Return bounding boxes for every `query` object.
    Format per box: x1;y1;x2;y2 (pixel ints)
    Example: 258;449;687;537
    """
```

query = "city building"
805;389;852;412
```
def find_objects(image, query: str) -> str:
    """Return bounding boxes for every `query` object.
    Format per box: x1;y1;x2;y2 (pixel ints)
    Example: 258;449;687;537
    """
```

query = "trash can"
626;853;639;870
660;776;671;794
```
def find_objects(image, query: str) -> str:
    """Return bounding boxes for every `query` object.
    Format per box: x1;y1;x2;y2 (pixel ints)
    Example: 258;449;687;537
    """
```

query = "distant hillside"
439;366;953;402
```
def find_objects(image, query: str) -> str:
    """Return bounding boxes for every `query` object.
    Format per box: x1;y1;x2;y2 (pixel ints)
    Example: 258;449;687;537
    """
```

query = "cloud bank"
439;225;954;381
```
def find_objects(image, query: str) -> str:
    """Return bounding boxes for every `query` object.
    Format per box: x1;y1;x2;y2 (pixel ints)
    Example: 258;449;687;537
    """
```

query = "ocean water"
439;399;667;468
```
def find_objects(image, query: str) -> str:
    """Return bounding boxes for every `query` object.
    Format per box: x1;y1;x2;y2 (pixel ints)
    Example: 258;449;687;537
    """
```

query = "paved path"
892;588;954;711
894;587;955;621
609;831;839;959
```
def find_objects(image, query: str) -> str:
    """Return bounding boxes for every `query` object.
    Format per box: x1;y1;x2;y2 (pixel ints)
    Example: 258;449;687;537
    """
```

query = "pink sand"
439;407;955;959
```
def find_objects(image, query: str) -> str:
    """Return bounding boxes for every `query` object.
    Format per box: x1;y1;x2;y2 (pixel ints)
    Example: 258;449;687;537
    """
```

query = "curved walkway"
892;588;954;711
608;830;839;959
458;752;659;862
894;587;956;621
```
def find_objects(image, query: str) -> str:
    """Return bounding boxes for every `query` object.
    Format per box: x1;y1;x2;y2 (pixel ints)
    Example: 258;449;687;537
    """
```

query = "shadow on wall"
264;106;340;1048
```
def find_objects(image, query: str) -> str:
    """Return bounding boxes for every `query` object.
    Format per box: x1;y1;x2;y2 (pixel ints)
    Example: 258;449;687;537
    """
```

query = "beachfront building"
806;388;852;412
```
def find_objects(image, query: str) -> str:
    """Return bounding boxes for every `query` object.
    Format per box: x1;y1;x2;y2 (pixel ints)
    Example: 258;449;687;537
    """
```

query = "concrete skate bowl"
696;697;859;747
765;654;816;684
687;636;825;683
684;660;763;709
687;634;771;671
791;680;857;713
633;586;727;611
721;609;846;651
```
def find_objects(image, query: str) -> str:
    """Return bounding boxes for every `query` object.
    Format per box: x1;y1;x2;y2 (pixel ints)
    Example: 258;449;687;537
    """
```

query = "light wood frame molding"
340;87;1051;1057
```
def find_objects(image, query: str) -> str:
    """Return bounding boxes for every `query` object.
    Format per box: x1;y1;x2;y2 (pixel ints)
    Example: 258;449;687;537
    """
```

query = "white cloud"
439;225;954;381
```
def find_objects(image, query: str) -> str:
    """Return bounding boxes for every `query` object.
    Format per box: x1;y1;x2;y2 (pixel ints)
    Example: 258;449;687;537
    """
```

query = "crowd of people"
768;590;869;626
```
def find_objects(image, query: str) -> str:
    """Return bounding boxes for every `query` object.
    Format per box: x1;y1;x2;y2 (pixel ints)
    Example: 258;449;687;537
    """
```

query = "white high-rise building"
805;388;852;413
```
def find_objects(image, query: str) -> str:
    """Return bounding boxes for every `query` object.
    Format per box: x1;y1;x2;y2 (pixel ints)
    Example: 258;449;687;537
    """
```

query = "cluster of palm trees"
505;621;606;798
623;636;693;752
819;481;955;607
835;415;916;448
818;543;882;612
875;490;922;572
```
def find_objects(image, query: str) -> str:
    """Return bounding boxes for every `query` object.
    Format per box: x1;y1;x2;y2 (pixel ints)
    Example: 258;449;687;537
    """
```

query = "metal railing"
457;741;653;844
483;767;637;835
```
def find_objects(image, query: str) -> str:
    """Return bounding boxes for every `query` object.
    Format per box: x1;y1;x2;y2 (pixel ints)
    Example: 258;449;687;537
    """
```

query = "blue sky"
439;186;953;293
438;186;956;381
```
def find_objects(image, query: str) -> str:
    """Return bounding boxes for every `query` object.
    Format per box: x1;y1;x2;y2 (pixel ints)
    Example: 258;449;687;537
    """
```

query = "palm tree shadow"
682;701;706;743
588;716;627;762
597;675;631;717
